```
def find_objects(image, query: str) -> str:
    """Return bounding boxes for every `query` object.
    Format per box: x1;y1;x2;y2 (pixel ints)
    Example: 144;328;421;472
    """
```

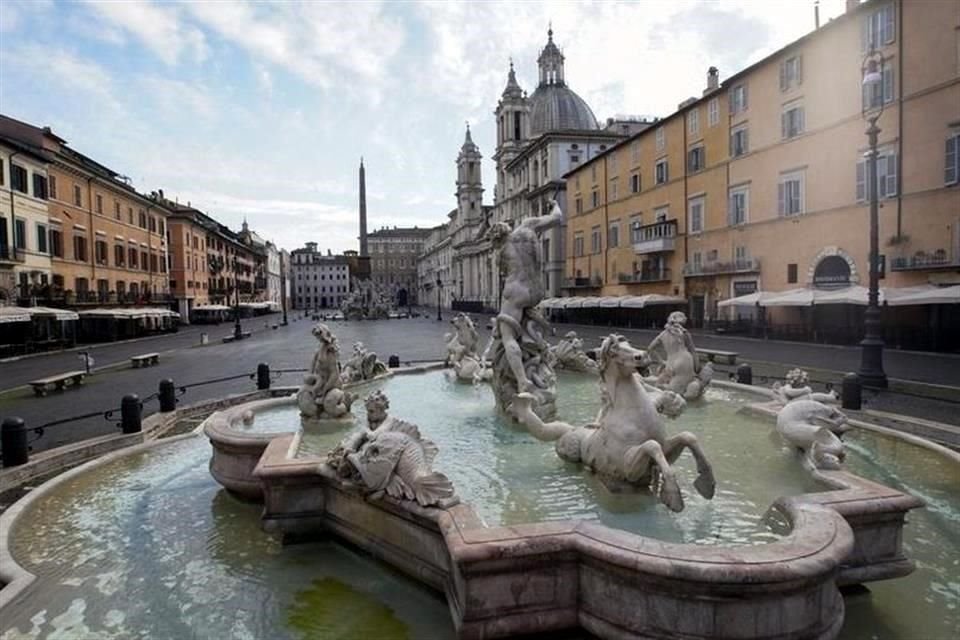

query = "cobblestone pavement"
1;309;958;455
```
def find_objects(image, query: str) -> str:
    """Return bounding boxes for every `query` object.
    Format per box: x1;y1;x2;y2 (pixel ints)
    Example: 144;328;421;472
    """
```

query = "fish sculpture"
346;420;456;507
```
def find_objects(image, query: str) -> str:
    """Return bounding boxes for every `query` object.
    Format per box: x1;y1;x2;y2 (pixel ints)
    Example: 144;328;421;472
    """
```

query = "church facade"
430;29;647;312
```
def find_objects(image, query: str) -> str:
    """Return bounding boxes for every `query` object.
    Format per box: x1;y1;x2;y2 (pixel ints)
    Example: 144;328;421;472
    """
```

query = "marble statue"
341;278;392;320
645;311;713;400
772;368;840;405
776;399;849;471
511;334;715;512
326;391;456;507
444;313;492;382
296;323;354;418
489;199;563;419
340;341;388;383
550;330;599;374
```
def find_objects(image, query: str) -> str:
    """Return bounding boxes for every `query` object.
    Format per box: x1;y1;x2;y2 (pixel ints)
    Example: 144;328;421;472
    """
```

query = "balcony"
0;246;26;263
891;250;959;272
632;220;677;255
618;268;672;284
563;276;603;289
683;258;761;277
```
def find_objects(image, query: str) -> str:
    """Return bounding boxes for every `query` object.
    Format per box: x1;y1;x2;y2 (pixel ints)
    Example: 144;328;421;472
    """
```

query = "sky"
0;0;848;254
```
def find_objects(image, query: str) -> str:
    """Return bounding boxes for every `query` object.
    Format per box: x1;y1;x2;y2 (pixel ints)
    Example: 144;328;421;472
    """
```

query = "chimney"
845;0;859;12
703;66;719;95
359;157;368;257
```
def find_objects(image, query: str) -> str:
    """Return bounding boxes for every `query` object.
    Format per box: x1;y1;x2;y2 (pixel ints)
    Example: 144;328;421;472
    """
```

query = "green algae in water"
287;578;409;640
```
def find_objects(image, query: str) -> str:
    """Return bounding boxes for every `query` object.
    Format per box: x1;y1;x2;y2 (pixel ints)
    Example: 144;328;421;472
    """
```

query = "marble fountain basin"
198;369;948;640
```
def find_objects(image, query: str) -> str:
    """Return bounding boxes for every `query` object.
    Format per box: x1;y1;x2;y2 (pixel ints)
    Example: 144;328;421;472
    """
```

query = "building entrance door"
690;295;705;328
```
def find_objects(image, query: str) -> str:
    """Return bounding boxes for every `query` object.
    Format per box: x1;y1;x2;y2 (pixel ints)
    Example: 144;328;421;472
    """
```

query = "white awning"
538;297;562;309
25;307;79;321
620;294;687;308
0;307;31;324
885;284;960;306
561;297;588;309
758;289;816;307
718;291;776;308
193;305;233;312
597;296;623;308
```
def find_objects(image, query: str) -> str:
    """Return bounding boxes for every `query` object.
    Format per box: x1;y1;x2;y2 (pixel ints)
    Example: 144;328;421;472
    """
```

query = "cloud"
138;76;216;120
82;0;208;65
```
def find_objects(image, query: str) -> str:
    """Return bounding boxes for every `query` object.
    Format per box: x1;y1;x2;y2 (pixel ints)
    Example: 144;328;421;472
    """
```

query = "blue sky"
0;0;846;253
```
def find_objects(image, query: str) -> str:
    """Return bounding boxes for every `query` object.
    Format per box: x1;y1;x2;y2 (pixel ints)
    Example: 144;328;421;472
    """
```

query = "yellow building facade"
566;0;959;332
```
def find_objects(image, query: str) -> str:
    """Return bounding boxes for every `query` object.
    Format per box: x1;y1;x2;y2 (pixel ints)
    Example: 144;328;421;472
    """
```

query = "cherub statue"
341;341;388;383
772;368;840;405
645;311;713;400
296;323;354;418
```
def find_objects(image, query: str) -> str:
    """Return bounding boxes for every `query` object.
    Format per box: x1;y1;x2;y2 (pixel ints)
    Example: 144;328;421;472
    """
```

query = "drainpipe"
895;0;903;239
6;151;19;261
87;176;95;289
145;202;153;300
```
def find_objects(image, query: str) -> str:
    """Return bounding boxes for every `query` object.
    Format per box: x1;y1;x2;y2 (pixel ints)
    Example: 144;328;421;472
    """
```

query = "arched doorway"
397;288;408;308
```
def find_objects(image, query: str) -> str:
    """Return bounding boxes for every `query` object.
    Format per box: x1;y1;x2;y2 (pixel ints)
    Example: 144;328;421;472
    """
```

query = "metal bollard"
1;417;29;467
736;363;753;385
841;373;862;410
388;355;400;369
121;394;142;434
159;379;176;413
257;363;271;390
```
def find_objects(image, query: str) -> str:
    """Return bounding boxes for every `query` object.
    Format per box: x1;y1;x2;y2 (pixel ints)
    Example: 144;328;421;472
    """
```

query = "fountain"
549;330;599;373
0;203;953;639
444;313;491;382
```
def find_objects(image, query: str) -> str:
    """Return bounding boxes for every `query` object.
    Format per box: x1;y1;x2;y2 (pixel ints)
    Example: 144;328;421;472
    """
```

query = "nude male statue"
489;198;564;393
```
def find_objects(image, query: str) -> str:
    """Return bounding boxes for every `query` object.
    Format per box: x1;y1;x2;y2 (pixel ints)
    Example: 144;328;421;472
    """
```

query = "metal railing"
890;251;958;271
618;269;672;283
683;258;761;276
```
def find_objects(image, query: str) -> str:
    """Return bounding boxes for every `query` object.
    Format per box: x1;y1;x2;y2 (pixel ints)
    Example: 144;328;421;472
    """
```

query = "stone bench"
29;371;86;397
131;352;160;368
696;348;738;365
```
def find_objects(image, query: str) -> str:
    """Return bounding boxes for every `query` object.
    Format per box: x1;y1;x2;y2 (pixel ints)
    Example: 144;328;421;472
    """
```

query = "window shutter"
796;55;803;85
743;129;749;154
728;194;735;226
777;182;785;216
781;112;788;140
856;160;866;202
946;136;959;185
779;61;787;91
728;91;735;114
884;4;895;44
797;107;805;134
885;154;898;196
883;67;894;103
742;85;748;110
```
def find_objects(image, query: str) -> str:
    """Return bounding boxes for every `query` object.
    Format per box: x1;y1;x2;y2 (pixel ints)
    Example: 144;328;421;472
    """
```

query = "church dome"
528;84;599;135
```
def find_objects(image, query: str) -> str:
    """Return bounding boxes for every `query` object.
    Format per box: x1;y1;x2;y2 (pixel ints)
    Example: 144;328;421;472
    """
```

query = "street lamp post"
232;257;243;341
857;48;888;388
436;277;442;321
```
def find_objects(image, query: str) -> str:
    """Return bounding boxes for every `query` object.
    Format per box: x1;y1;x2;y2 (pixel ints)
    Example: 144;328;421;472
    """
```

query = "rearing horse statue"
512;334;716;512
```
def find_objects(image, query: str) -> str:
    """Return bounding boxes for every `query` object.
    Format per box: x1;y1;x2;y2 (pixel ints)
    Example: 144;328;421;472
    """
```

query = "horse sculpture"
511;334;715;512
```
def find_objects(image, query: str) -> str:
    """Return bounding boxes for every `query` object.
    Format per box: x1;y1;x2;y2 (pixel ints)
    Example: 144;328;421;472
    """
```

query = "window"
862;3;895;51
14;219;26;249
570;155;580;164
630;215;642;243
49;229;63;257
778;171;805;216
735;246;749;264
95;240;108;265
946;132;960;185
688;197;705;234
631;141;641;166
73;234;88;262
608;221;620;248
573;233;584;257
591;226;602;254
11;165;28;193
591;164;597;182
730;125;749;157
0;158;4;186
610;179;618;201
779;55;803;91
654;206;668;222
32;174;48;200
36;223;47;253
591;190;600;208
609;152;618;174
788;263;798;284
655;158;668;185
630;173;640;193
730;84;748;114
857;149;898;200
728;186;749;225
687;146;705;173
129;247;138;268
73;184;82;206
692;252;702;271
95;194;103;214
687;108;700;137
781;103;805;139
138;210;147;229
862;65;894;109
115;244;125;266
114;201;121;220
49;175;57;199
655;127;665;152
128;207;133;224
708;98;719;127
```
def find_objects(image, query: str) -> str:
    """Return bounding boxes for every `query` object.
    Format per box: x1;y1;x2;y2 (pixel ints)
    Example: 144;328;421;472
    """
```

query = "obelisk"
359;157;368;257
